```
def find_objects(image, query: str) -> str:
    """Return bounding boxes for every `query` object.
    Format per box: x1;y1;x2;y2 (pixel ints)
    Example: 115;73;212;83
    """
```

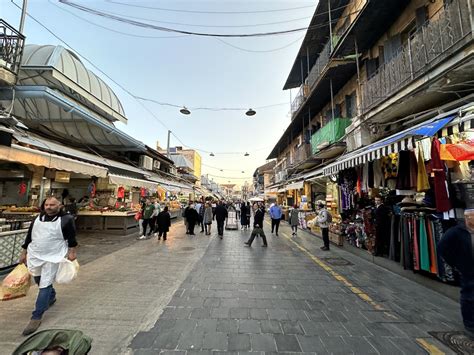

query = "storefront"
318;108;474;285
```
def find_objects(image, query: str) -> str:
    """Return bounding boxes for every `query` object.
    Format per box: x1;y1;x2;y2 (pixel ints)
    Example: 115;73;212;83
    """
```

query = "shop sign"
55;171;71;183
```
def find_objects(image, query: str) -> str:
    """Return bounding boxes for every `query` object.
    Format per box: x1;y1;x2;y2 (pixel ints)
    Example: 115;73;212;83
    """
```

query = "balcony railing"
290;84;309;115
0;19;25;77
361;0;472;113
290;144;312;166
311;117;351;154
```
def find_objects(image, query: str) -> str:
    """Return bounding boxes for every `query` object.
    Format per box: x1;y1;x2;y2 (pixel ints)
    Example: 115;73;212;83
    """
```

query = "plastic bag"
0;263;31;301
55;259;80;284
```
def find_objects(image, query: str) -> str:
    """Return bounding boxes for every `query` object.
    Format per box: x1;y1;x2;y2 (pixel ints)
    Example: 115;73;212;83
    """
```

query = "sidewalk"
128;220;464;354
0;219;212;354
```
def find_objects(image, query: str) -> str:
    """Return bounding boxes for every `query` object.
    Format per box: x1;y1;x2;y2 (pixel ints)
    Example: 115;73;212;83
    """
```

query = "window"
365;58;379;79
345;92;356;118
416;6;428;30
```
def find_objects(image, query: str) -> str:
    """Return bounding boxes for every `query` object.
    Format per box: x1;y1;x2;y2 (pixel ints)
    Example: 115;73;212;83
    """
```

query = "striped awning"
323;136;416;176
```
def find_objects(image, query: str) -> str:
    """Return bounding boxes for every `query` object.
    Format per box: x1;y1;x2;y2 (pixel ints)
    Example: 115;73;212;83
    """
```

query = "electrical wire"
59;0;361;38
215;36;304;54
48;0;189;39
105;0;317;14
205;173;252;180
10;1;280;157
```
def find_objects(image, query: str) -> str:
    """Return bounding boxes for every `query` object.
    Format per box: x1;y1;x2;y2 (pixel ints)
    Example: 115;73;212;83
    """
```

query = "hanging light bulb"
245;108;256;116
210;152;215;157
241;171;245;173
180;106;191;115
244;152;249;157
220;169;223;172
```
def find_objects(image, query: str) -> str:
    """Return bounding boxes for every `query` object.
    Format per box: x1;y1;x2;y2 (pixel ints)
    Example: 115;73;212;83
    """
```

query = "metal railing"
291;144;312;166
290;40;332;116
0;19;25;76
361;0;472;113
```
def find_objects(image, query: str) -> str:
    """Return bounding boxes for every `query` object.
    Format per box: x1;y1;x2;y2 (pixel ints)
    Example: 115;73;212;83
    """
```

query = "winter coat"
203;206;213;224
254;208;265;228
185;207;199;224
157;211;171;232
214;205;228;222
289;209;299;226
240;204;249;225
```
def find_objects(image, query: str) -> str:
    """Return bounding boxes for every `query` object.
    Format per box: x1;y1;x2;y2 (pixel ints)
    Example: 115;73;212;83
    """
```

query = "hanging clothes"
419;216;430;272
368;161;375;189
396;150;417;194
417;145;430;192
431;138;452;212
373;159;385;188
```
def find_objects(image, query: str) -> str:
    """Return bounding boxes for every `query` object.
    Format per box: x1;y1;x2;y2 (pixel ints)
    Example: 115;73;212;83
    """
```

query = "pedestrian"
254;203;265;229
64;197;77;219
240;202;248;230
317;201;331;251
235;201;241;221
139;199;155;240
269;202;283;236
197;200;205;233
203;202;213;235
183;202;191;234
246;202;251;229
156;206;171;241
374;196;391;256
18;196;77;336
289;205;299;236
151;199;161;236
185;202;199;235
244;223;268;247
438;209;474;340
214;201;228;238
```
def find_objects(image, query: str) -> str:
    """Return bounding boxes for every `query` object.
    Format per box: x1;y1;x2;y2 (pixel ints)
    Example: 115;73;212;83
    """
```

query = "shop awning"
0;144;108;177
108;173;158;190
286;180;304;190
323;113;457;176
277;188;286;193
303;167;325;181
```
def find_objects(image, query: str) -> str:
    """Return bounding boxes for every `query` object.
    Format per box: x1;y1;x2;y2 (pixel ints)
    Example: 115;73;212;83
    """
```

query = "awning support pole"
355;37;362;117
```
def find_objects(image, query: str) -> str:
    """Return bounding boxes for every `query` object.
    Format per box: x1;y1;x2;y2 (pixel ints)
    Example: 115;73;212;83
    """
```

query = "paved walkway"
0;218;465;354
128;220;463;355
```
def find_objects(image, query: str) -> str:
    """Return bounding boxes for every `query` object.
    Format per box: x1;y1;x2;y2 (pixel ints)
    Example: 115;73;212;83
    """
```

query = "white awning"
108;174;158;190
277;188;286;193
0;144;108;177
286;181;304;190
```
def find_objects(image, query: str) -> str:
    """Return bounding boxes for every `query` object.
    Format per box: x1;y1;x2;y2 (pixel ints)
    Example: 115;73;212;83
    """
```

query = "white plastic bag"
55;259;79;284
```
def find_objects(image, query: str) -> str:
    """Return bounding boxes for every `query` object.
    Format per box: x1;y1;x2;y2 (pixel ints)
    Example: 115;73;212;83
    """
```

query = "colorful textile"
431;138;452;212
419;217;430;272
417;145;430;192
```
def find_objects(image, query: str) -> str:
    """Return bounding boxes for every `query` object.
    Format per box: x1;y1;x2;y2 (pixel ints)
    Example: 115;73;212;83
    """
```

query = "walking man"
438;209;474;339
254;203;265;230
244;223;268;247
214;201;228;238
156;206;171;241
269;202;282;236
289;205;299;236
317;201;331;251
139;199;155;239
185;202;199;235
19;196;77;336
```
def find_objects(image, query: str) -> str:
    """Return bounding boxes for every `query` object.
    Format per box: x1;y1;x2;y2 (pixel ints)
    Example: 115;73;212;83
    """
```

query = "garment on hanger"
431;138;452;212
373;159;385;188
417;145;430;192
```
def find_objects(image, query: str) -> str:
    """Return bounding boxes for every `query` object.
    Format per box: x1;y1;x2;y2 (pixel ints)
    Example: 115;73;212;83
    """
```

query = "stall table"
77;211;138;235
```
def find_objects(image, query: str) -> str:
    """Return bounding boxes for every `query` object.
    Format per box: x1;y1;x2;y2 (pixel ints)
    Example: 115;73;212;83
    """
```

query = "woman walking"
289;205;299;236
245;202;251;229
203;202;213;235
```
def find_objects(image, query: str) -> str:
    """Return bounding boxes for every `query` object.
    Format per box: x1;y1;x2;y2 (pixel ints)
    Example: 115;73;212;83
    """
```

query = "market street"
1;218;465;354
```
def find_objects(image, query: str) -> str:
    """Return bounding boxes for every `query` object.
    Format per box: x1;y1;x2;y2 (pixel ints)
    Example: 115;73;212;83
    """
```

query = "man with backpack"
317;201;332;251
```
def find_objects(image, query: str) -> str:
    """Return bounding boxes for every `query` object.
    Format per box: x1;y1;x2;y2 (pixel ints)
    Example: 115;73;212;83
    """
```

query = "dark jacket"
254;208;265;228
157;211;171;233
240;204;249;225
185;207;199;224
214;205;228;222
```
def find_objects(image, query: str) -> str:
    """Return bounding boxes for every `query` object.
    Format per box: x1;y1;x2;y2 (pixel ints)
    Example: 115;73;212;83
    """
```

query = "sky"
1;0;317;187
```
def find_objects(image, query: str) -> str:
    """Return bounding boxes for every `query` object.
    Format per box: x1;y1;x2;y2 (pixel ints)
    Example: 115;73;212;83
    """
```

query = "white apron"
27;215;68;288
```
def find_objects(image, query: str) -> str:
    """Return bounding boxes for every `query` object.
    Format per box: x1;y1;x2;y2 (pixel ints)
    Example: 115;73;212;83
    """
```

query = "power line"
59;0;361;38
10;1;281;156
105;0;316;15
215;36;304;54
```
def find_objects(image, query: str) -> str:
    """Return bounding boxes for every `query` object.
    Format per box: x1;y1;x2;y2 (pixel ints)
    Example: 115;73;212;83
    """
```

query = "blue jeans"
438;226;474;331
32;276;56;320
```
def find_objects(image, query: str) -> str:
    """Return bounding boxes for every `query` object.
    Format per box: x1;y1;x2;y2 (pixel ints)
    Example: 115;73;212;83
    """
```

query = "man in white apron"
19;196;77;336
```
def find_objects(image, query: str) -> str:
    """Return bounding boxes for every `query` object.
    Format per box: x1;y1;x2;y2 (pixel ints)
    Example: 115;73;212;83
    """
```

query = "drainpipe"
328;0;333;52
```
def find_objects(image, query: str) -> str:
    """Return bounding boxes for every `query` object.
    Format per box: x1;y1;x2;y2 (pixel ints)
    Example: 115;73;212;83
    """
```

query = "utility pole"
19;0;29;34
166;130;171;158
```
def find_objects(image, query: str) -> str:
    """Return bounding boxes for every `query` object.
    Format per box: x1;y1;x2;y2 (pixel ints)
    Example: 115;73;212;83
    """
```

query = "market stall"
320;110;474;284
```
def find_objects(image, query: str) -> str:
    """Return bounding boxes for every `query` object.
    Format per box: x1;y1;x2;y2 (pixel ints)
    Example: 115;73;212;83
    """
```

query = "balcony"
311;117;351;154
361;0;472;113
290;84;309;115
291;144;312;166
0;20;25;86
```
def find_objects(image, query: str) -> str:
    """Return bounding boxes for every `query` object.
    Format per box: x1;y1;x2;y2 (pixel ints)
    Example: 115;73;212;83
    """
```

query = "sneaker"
321;247;330;251
48;298;56;308
276;233;279;236
244;242;250;247
138;235;147;240
22;319;41;336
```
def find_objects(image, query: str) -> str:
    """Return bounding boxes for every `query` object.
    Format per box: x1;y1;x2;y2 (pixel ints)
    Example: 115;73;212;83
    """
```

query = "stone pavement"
128;220;463;355
0;218;212;354
0;217;465;354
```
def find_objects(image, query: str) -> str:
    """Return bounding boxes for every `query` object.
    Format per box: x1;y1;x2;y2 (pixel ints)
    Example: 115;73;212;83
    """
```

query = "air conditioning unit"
153;160;161;170
139;155;153;171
